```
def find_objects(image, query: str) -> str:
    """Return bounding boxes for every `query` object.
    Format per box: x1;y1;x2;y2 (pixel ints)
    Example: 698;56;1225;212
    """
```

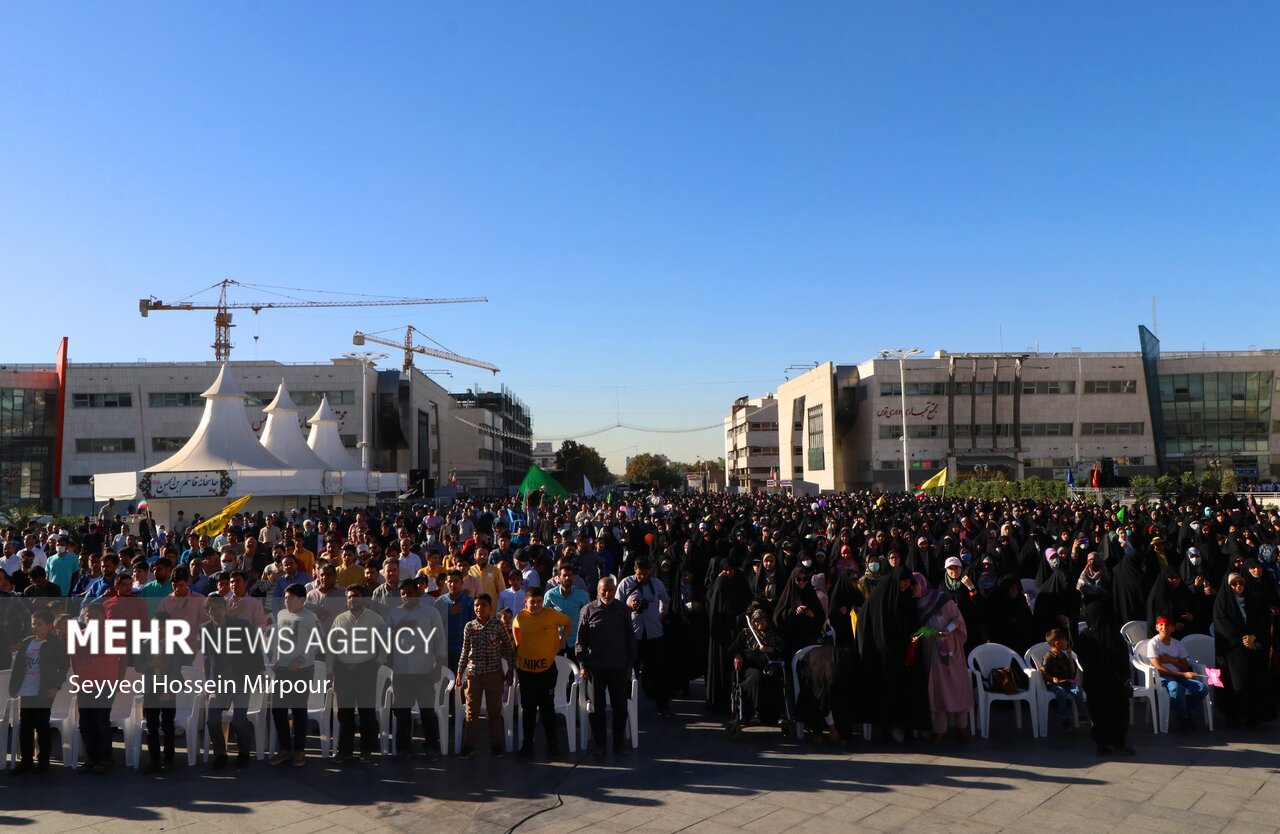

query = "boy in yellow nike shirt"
512;587;570;758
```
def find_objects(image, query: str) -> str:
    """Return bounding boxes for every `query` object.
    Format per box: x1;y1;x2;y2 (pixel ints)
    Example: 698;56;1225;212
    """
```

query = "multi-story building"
724;395;780;492
444;385;532;495
532;441;557;471
0;340;532;513
733;328;1280;492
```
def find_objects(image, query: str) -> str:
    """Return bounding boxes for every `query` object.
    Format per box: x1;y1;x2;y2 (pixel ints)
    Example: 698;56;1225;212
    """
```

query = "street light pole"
881;347;924;492
343;350;388;471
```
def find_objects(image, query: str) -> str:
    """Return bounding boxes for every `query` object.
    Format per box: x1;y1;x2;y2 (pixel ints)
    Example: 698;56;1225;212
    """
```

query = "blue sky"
2;3;1277;473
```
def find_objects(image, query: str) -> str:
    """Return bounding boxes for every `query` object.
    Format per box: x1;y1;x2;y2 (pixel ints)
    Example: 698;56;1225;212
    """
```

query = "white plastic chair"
967;643;1040;738
577;670;639;751
130;668;204;768
203;669;271;761
790;645;821;740
1121;620;1150;649
373;665;393;756
306;661;334;758
104;669;144;768
1179;633;1216;731
10;686;77;768
1130;639;1169;733
1024;642;1083;736
387;668;454;757
0;671;11;769
453;660;517;753
514;656;580;752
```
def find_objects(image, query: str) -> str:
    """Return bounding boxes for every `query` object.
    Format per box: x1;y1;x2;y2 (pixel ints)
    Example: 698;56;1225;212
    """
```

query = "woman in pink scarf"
911;572;974;741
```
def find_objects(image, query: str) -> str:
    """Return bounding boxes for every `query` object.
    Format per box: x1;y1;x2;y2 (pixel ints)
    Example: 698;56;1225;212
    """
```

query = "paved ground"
4;689;1279;834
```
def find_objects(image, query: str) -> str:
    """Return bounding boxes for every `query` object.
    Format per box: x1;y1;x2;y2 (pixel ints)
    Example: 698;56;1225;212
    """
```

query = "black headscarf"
773;566;825;652
1110;544;1152;625
1145;567;1192;635
856;564;920;727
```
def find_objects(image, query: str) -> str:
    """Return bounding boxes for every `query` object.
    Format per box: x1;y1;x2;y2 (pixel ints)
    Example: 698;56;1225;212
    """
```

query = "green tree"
1179;470;1200;499
1154;474;1177;498
554;440;614;491
1129;475;1153;503
1219;467;1238;494
624;453;684;489
1200;471;1221;496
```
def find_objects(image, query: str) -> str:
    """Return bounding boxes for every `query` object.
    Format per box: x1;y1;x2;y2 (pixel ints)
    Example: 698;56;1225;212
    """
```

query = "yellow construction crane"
139;279;487;361
353;326;500;375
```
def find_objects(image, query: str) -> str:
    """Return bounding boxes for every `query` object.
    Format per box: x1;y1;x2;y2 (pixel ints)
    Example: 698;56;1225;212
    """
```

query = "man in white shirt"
1145;616;1207;732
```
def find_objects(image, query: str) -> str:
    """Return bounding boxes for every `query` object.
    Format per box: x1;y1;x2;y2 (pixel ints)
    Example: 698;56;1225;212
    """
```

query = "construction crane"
353;326;500;375
139;279;488;361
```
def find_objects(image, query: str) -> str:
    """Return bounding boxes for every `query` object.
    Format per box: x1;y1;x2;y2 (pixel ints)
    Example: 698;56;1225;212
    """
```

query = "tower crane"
139;279;488;361
353;326;500;375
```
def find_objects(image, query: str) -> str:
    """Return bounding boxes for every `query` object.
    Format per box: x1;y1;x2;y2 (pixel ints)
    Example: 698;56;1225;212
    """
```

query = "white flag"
583;475;595;497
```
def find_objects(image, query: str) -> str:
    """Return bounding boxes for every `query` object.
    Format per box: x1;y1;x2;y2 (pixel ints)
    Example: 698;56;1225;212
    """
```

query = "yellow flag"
875;495;886;508
192;494;253;537
918;469;948;491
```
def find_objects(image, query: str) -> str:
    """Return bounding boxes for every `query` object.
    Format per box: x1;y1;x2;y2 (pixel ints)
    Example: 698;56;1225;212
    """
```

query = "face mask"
868;561;881;574
1189;556;1201;566
960;552;972;565
801;559;812;569
55;546;66;554
1048;558;1060;569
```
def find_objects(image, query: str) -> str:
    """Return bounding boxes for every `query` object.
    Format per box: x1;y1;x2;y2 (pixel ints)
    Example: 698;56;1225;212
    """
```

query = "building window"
341;434;358;448
1080;422;1145;436
245;390;356;407
151;437;187;453
954;381;1012;396
73;392;133;408
75;438;136;453
955;424;1013;438
1022;380;1077;395
1020;423;1075;437
149;392;203;408
807;405;824;471
68;475;92;486
1084;380;1137;394
879;424;946;440
881;382;948;397
792;396;806;432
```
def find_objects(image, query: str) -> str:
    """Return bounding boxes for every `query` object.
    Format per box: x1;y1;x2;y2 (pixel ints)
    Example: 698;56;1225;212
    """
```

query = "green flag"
1117;507;1126;524
518;465;570;510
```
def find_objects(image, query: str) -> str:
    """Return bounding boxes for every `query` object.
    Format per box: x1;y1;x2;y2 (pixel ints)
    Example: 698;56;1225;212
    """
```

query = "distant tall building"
729;329;1280;491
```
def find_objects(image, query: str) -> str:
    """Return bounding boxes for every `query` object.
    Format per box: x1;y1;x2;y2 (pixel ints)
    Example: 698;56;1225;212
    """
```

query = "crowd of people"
2;485;1278;774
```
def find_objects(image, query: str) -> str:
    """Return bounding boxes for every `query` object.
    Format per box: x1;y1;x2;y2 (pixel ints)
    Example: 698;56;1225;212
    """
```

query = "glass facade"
1158;371;1272;459
0;387;58;507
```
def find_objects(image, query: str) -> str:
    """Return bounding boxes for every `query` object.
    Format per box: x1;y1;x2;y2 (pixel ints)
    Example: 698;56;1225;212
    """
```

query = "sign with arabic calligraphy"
139;471;232;499
876;401;941;421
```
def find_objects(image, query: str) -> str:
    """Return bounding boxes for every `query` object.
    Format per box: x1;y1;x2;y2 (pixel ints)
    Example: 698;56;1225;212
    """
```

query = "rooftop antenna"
1152;295;1158;337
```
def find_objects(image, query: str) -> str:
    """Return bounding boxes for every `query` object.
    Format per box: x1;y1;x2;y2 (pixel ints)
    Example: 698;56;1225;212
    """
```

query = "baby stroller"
726;615;796;738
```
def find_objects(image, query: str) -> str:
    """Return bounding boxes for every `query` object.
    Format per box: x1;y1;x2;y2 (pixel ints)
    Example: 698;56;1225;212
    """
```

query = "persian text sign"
140;471;231;498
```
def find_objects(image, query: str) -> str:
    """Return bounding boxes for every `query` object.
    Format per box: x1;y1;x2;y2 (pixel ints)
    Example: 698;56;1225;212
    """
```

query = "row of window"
880;380;1135;397
1080;422;1145;436
72;393;133;408
879;423;1078;440
1159;372;1274;404
74;434;359;455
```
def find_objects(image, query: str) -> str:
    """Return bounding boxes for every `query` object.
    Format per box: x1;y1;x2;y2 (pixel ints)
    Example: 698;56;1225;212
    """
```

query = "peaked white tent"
307;394;359;470
259;380;328;470
92;364;405;528
145;364;286;473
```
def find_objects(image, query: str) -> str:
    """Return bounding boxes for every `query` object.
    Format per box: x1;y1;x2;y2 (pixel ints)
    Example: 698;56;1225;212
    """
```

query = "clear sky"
2;3;1278;474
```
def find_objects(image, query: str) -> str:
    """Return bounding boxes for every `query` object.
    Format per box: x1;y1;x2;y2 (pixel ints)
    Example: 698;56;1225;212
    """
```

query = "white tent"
145;363;286;473
259;380;328;470
307;394;359;470
93;365;405;526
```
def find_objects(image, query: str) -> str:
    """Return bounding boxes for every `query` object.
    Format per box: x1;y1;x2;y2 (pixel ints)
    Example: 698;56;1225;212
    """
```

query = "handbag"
987;666;1023;695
